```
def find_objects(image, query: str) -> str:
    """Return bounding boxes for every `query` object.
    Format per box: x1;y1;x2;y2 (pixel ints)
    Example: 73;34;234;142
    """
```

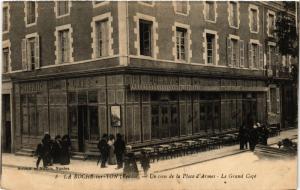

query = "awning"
129;84;268;92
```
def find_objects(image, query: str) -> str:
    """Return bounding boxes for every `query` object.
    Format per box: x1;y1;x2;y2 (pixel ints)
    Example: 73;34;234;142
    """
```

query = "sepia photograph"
0;1;299;190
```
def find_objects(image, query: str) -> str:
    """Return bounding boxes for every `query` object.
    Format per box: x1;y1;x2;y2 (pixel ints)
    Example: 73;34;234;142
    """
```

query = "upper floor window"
139;19;152;56
56;1;70;17
227;36;244;68
3;6;9;32
267;43;276;66
59;29;70;63
248;40;263;69
206;33;216;65
139;1;154;6
95;20;109;57
25;2;37;26
249;5;259;33
204;1;216;22
174;1;188;15
176;27;187;61
21;34;40;71
229;1;238;28
267;11;276;37
93;1;109;8
2;48;9;73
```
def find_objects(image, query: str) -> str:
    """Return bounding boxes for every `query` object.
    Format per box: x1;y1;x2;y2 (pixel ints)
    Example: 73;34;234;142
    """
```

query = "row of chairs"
127;133;240;162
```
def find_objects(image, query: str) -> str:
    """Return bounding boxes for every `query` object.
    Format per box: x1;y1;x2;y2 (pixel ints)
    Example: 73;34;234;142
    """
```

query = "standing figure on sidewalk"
249;123;258;151
123;152;139;178
108;134;117;165
36;134;52;168
98;134;109;168
140;151;150;177
239;124;246;150
60;135;72;165
52;135;62;164
114;133;126;169
261;124;270;145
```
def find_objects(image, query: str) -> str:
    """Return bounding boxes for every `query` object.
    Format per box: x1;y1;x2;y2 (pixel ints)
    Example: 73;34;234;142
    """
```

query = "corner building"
2;1;297;155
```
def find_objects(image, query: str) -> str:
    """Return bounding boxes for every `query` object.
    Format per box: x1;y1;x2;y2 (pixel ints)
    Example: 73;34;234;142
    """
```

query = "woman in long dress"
108;134;117;165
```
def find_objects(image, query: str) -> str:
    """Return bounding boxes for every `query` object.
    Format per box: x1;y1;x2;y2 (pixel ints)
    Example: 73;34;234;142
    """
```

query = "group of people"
239;122;270;151
98;133;126;169
36;133;71;168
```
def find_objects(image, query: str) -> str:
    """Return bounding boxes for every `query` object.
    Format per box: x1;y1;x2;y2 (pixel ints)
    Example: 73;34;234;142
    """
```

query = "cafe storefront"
13;73;268;153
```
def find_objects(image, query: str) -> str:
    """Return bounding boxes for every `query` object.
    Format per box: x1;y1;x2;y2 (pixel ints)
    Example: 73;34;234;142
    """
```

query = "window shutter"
35;36;40;69
267;88;271;113
259;44;263;69
275;47;279;77
21;39;28;71
227;38;232;66
27;40;32;71
239;40;244;67
248;43;253;69
276;88;280;114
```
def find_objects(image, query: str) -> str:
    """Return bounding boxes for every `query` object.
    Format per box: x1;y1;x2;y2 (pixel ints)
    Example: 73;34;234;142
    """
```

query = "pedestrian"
108;134;117;165
261;124;269;145
60;135;71;165
98;134;109;168
140;151;150;177
244;125;250;149
36;133;52;168
238;124;246;150
114;133;126;169
249;123;258;151
52;135;62;164
123;152;139;178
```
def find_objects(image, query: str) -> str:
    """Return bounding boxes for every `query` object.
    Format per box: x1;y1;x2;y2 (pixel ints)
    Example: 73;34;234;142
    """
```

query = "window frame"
204;1;217;23
55;24;74;64
203;29;219;65
24;1;38;27
54;1;71;18
248;4;259;34
3;3;10;34
228;35;240;68
228;1;240;29
92;1;109;8
91;13;113;59
267;10;276;37
173;1;190;16
138;1;155;7
2;40;11;73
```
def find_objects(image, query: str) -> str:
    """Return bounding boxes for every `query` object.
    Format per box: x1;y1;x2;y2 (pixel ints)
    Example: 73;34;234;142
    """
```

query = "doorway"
78;105;87;152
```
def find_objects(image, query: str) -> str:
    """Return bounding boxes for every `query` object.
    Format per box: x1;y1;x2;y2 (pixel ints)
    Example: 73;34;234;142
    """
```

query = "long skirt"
108;145;117;165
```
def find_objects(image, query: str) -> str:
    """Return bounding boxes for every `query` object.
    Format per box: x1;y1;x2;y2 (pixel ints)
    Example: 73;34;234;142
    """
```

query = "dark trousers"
239;139;245;150
36;156;46;168
101;154;108;168
116;153;123;168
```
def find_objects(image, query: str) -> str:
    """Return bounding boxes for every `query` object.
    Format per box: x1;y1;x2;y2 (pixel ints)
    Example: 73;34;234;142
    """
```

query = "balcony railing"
267;64;293;79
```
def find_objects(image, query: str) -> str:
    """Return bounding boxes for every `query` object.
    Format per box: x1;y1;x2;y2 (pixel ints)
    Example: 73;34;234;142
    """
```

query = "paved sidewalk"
2;128;297;175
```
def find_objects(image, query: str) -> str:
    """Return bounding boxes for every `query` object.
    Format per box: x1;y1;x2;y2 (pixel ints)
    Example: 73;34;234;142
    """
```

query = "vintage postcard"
0;1;298;190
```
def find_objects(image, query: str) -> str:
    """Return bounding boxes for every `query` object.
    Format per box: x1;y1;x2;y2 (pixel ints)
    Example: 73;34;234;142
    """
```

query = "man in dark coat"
114;133;126;169
98;134;109;168
52;135;62;164
60;135;71;165
249;123;258;151
239;124;246;150
36;134;52;168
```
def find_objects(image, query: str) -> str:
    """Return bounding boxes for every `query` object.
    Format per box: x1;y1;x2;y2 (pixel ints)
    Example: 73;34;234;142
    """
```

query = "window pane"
139;20;152;56
2;48;9;73
27;2;36;24
3;7;8;31
88;91;98;103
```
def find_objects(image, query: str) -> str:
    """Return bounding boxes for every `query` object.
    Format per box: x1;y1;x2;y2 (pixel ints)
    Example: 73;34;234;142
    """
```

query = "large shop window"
151;93;179;139
21;94;40;136
68;91;99;144
139;19;152;56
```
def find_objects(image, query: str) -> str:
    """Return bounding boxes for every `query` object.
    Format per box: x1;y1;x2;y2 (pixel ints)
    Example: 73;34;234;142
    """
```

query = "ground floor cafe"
8;74;278;155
